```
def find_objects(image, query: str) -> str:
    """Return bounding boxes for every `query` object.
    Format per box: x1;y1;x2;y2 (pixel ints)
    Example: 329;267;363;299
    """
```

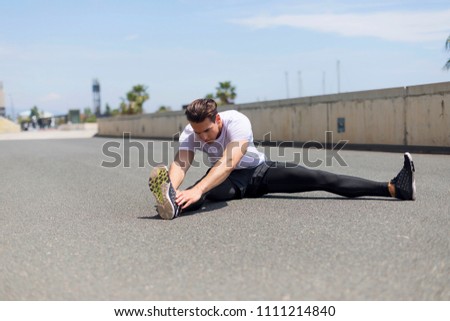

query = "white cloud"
231;10;450;43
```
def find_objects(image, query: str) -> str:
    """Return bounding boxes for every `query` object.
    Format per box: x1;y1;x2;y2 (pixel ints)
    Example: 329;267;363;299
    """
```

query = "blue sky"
1;0;449;115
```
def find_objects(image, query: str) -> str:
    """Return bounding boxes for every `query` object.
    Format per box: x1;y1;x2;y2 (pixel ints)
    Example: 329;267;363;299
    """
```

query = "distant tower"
92;79;101;116
0;82;5;117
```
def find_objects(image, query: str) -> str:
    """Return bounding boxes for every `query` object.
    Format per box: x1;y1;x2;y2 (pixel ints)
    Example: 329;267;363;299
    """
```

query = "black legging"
259;162;390;198
183;161;390;212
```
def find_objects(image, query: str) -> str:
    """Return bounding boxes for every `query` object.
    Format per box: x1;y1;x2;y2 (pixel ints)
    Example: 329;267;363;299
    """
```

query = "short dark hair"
185;99;218;123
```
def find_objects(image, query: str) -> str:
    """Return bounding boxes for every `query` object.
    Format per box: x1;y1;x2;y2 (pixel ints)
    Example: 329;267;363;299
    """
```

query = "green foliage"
120;84;149;115
85;115;97;123
216;81;236;105
157;105;172;113
205;82;237;106
30;106;40;118
104;103;112;117
84;107;93;117
81;107;96;123
18;115;29;124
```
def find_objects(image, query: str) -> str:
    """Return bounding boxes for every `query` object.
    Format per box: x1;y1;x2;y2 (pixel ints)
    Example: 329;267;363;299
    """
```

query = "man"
149;99;416;220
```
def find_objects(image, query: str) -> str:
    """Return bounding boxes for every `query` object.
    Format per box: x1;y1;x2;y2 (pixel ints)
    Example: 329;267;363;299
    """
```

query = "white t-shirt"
179;110;266;169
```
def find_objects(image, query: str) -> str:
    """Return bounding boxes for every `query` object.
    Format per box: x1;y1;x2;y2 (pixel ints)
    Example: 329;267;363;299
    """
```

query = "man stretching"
149;99;416;219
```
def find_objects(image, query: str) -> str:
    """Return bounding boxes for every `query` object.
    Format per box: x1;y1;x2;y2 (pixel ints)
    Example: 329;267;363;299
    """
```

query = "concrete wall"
98;82;450;148
98;112;187;138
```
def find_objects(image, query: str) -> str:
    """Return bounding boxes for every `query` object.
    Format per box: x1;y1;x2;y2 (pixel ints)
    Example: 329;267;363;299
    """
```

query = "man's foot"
148;165;180;219
390;152;416;200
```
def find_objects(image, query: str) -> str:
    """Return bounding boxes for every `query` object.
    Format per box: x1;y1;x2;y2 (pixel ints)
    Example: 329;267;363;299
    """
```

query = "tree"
30;106;40;118
120;84;149;114
83;107;96;123
215;81;236;105
157;105;172;113
445;35;450;70
204;82;237;106
84;107;93;117
104;103;112;117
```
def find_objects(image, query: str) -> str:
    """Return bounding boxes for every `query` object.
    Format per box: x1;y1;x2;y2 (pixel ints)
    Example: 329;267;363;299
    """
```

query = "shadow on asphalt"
138;200;229;220
138;196;400;220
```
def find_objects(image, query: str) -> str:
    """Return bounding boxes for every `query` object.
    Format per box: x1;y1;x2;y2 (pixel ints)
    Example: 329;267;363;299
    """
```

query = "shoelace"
168;182;181;216
391;160;413;200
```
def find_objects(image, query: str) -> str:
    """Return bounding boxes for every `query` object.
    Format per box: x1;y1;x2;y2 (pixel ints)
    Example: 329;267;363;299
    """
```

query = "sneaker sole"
149;166;177;220
404;152;416;201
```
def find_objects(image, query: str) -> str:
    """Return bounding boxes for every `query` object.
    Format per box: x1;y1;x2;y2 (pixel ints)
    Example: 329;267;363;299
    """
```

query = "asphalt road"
0;136;449;300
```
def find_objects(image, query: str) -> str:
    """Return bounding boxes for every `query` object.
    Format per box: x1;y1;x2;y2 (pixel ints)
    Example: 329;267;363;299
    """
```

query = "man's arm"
176;140;248;209
169;149;194;191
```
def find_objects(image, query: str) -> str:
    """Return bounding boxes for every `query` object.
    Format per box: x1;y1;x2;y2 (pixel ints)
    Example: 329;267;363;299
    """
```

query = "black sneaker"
391;152;416;200
148;165;181;219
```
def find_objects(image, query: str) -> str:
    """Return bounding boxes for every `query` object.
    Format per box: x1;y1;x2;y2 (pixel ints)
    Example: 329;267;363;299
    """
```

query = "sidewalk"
0;124;98;141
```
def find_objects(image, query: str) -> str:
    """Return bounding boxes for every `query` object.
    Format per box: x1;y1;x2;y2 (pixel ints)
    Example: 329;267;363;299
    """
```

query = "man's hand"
176;187;203;209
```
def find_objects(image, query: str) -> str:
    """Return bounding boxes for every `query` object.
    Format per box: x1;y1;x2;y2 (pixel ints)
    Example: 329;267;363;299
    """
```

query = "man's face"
190;114;222;143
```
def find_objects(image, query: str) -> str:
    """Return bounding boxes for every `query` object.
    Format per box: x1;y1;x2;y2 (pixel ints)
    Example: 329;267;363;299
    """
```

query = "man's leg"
260;162;391;198
206;179;241;201
259;153;416;200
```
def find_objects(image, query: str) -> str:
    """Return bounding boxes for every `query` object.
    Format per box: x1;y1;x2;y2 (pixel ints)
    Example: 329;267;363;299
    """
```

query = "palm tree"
445;35;450;70
215;81;236;105
120;84;149;114
157;105;172;113
104;103;112;117
30;106;40;118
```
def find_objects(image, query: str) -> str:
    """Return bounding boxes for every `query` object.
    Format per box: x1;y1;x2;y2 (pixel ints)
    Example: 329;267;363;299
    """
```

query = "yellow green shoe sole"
149;166;169;204
148;166;179;219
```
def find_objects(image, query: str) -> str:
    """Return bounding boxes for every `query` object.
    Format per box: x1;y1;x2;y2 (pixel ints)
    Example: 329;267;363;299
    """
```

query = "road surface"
0;136;449;300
